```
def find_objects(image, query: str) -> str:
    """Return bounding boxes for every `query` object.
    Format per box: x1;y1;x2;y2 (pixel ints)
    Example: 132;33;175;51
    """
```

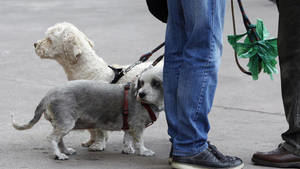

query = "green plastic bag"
228;19;278;80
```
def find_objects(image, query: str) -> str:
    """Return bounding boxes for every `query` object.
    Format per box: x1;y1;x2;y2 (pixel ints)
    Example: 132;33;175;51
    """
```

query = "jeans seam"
192;0;215;120
208;0;216;61
192;72;209;121
173;66;181;140
163;68;180;140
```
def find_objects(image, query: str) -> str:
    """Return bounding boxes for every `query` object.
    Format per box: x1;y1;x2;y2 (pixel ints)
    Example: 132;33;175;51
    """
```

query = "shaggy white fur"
34;22;163;151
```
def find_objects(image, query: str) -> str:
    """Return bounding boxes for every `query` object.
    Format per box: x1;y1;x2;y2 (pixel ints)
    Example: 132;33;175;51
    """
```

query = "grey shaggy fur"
12;72;164;160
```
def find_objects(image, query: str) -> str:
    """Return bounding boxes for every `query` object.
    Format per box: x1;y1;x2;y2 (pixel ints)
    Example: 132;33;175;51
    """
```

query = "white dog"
12;69;164;160
34;22;163;151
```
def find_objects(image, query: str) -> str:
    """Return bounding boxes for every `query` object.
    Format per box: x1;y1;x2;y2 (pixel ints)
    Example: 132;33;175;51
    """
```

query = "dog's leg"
122;130;135;154
48;129;70;160
81;129;96;147
58;138;76;155
88;129;107;151
132;128;155;156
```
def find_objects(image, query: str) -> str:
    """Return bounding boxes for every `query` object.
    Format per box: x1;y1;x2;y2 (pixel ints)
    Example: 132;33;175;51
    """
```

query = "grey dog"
12;70;164;160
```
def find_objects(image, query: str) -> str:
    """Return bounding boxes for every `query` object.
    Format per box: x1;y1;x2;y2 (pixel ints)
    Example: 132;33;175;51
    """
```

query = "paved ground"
0;0;293;169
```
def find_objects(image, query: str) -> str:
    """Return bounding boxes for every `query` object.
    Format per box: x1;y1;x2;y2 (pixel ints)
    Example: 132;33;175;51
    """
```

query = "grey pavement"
0;0;291;169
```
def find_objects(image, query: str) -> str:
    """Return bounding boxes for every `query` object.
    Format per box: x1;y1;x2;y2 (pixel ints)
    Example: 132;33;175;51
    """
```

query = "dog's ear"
63;32;82;65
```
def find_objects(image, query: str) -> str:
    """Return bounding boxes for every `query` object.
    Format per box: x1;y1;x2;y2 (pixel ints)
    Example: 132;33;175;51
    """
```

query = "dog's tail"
11;98;47;130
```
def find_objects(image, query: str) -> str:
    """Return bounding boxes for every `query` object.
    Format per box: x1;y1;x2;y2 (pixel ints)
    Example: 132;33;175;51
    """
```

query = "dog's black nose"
34;43;37;48
139;92;146;98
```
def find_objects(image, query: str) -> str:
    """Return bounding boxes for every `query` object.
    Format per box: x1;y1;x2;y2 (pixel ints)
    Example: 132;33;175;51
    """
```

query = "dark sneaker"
171;143;244;169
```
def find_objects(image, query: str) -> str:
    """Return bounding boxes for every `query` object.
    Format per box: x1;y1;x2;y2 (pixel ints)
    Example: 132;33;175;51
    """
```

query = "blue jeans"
164;0;226;156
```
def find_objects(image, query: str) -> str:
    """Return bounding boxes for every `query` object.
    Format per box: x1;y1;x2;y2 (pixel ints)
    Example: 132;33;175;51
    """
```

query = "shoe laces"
207;142;236;162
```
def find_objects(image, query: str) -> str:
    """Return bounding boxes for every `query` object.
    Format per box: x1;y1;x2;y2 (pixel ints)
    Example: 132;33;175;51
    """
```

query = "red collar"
141;103;157;128
121;84;157;130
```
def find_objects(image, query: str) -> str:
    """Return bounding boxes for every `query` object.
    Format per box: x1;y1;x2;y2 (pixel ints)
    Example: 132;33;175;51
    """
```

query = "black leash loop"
231;0;252;76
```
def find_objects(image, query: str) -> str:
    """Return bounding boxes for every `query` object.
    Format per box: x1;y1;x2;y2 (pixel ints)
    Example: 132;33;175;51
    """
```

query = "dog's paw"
122;146;135;154
88;143;105;152
139;149;155;156
55;153;69;160
81;140;95;147
64;148;76;155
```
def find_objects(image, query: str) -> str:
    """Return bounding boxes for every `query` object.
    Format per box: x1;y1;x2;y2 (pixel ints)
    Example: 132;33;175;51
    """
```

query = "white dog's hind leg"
88;129;107;151
122;130;135;154
58;139;76;155
81;129;96;147
133;128;155;156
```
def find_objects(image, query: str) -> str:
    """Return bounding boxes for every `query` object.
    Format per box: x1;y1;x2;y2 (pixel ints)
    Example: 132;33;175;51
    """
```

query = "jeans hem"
173;142;208;157
282;142;300;156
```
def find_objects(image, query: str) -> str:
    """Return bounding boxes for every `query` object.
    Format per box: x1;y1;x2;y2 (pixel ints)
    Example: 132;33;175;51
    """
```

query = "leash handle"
231;0;252;76
139;42;165;62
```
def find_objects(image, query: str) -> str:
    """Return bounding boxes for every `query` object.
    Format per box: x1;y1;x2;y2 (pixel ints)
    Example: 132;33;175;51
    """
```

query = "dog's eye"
151;79;161;88
138;80;144;89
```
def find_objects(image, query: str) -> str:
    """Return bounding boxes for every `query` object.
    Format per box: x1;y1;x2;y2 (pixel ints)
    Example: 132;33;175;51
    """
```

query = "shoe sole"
171;162;244;169
168;157;173;165
252;157;300;168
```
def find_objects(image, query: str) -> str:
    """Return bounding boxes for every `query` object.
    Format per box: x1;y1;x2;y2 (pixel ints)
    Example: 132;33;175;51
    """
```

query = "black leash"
231;0;252;76
152;53;164;67
111;42;165;84
237;0;260;42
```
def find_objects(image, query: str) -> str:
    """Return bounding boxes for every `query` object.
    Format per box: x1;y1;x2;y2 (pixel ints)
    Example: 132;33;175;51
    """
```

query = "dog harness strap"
141;103;157;127
122;84;130;130
108;65;124;84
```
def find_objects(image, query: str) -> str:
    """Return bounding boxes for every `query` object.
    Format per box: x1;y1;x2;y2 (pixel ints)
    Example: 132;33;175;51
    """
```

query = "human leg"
164;0;186;142
165;0;243;168
172;0;225;157
252;0;300;167
278;0;300;154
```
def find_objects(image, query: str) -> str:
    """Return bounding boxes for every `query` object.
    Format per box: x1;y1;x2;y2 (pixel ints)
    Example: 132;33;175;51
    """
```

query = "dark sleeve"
146;0;168;23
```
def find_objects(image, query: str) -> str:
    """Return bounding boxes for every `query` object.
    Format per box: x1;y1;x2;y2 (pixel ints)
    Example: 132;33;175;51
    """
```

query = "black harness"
108;65;123;84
